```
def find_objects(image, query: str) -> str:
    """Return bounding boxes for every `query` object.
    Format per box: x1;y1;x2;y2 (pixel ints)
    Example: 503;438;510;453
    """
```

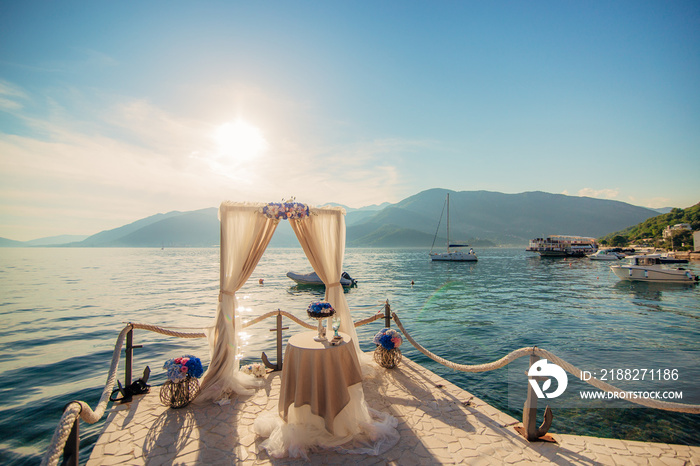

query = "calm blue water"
1;247;699;464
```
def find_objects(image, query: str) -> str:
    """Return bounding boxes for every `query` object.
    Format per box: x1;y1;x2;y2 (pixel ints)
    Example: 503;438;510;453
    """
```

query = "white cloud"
0;80;28;111
627;196;674;209
577;188;620;200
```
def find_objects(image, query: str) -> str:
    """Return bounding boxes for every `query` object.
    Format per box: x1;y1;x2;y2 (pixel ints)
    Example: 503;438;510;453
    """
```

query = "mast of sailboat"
446;193;450;252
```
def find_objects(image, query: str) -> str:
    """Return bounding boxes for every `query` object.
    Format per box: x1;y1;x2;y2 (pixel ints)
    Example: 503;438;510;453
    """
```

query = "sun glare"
214;120;268;161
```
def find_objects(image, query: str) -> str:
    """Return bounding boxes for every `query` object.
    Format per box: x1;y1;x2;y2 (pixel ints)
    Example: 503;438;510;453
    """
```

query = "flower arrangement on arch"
373;328;403;350
263;200;309;220
241;363;266;378
163;355;204;383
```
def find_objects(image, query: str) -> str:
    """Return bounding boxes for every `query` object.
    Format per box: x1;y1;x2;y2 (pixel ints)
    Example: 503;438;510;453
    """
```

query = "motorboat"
610;254;698;283
286;271;357;287
429;193;477;262
587;249;624;261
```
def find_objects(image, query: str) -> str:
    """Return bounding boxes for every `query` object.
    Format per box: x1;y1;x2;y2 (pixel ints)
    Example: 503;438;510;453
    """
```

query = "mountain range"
1;189;661;248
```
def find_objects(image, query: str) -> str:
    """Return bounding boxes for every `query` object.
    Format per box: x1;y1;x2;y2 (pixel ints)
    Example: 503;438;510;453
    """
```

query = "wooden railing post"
61;416;79;466
384;301;391;328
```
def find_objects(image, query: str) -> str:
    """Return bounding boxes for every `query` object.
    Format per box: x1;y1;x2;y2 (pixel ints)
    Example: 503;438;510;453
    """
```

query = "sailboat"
429;193;477;262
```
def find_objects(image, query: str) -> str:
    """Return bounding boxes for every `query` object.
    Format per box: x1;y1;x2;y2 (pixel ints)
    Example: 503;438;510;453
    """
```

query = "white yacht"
429;193;477;262
587;249;624;261
610;254;698;283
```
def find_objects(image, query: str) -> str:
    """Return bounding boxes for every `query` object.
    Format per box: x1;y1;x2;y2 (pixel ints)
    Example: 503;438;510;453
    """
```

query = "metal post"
384;300;391;328
262;310;288;371
519;353;553;441
124;325;142;386
522;354;539;439
125;327;133;386
276;312;284;369
61;417;79;466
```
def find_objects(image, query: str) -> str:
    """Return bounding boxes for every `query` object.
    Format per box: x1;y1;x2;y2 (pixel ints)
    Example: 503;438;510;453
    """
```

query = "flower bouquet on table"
373;328;403;369
160;355;204;408
307;301;335;341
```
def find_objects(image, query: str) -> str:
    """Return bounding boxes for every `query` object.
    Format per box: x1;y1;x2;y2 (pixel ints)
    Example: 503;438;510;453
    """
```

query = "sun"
213;120;268;161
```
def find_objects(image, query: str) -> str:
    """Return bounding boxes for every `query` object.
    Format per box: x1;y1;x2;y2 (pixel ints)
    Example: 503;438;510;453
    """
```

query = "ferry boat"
526;235;597;257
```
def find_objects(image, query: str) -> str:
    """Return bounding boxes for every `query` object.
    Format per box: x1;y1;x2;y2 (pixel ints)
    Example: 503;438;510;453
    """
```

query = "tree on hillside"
599;203;700;247
610;235;628;247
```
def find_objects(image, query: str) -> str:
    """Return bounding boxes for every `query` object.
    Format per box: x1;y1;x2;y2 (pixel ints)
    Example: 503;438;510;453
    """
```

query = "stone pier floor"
88;357;700;465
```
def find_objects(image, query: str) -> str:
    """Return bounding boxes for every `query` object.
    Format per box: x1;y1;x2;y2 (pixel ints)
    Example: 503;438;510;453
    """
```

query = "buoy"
411;280;415;287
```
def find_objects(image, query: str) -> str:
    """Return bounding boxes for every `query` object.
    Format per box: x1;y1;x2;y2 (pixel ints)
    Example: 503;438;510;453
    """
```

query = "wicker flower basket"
160;376;200;408
374;346;402;369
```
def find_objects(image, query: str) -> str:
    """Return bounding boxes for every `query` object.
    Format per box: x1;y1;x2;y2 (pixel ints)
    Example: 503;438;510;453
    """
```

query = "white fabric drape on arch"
196;202;279;403
196;201;368;403
289;206;362;356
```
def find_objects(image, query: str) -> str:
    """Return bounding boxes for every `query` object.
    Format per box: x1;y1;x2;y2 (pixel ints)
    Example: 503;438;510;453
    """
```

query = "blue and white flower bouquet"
163;355;204;383
373;328;403;350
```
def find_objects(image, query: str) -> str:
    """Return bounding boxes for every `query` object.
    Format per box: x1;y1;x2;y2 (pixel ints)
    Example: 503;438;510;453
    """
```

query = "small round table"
278;331;363;434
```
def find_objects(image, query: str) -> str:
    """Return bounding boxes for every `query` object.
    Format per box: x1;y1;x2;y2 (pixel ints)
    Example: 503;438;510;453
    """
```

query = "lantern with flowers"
372;328;403;369
160;355;204;408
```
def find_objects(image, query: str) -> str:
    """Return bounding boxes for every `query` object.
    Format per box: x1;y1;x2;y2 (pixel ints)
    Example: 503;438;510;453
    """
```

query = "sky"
1;1;699;241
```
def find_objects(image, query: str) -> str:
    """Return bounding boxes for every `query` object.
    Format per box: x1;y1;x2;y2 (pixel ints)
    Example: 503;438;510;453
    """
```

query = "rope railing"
41;324;132;466
130;323;207;338
41;308;383;466
392;312;700;414
242;309;384;330
44;304;699;465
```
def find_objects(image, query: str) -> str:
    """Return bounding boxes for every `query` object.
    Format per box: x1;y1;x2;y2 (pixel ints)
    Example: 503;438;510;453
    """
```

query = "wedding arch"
196;200;362;402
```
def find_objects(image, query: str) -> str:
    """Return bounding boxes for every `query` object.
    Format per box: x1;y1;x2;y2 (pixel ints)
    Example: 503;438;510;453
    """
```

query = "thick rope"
354;312;386;328
130;323;206;338
392;312;700;414
535;348;700;414
274;310;316;330
393;313;535;372
41;324;132;466
132;309;382;334
242;311;279;328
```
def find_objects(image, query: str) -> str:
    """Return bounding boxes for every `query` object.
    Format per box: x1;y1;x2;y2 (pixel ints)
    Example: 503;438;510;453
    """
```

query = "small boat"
429;193;477;262
587;249;624;261
286;271;357;287
610;255;698;283
527;235;597;257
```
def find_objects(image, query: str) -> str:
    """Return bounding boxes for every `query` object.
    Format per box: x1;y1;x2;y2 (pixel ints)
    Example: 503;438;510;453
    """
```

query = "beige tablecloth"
278;331;363;434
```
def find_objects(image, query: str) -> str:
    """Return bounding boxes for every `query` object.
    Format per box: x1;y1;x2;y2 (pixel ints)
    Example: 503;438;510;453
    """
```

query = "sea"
1;247;699;464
